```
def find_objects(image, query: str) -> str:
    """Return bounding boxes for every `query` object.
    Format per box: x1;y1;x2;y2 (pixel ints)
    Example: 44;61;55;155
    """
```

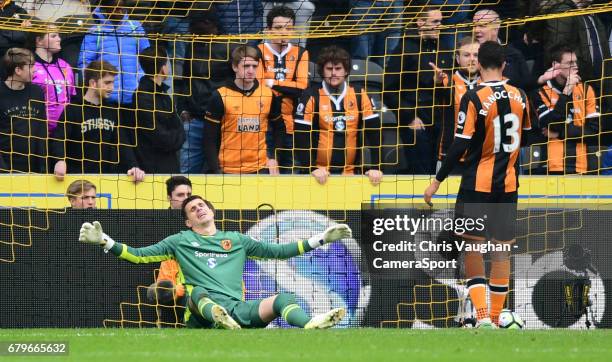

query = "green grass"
1;329;611;362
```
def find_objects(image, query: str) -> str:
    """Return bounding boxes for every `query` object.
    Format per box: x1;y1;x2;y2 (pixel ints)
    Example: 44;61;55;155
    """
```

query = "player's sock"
197;297;217;322
489;259;510;325
273;293;311;327
464;250;488;321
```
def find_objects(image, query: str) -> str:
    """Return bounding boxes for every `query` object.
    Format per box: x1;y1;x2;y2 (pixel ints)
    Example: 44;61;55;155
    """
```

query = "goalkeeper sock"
464;250;488;321
489;259;510;325
273;293;311;328
197;297;218;323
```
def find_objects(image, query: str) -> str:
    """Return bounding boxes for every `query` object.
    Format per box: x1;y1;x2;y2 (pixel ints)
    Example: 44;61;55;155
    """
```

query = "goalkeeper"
79;195;350;329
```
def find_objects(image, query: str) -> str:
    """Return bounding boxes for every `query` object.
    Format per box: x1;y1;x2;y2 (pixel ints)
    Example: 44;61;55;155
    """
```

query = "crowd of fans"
0;0;610;182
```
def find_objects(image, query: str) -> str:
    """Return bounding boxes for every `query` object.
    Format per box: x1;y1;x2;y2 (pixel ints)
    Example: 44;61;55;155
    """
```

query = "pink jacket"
32;55;76;135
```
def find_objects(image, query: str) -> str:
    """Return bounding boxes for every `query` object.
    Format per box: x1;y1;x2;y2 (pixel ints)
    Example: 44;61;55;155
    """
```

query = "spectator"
0;48;48;174
203;45;283;174
132;47;185;174
216;0;263;36
145;175;193;322
294;46;382;185
258;6;310;173
349;0;402;66
166;175;193;210
432;37;480;173
537;0;611;147
532;45;600;174
66;179;97;209
177;14;239;174
428;0;473;50
50;60;145;182
472;9;534;91
78;0;150;105
538;0;610;86
384;5;453;174
262;1;316;48
0;1;30;60
28;22;76;136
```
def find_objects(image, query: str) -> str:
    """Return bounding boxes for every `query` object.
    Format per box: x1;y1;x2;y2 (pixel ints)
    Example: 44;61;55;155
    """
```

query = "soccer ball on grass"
498;309;524;329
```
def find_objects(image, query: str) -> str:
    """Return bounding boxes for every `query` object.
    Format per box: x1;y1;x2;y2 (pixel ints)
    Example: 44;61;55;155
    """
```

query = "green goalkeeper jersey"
109;230;313;301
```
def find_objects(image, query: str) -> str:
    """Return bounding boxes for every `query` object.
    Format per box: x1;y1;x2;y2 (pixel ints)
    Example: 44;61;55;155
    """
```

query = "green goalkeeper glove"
79;221;116;251
307;224;352;249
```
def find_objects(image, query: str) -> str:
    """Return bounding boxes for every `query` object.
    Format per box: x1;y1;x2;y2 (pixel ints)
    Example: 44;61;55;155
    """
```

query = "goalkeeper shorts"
186;291;269;329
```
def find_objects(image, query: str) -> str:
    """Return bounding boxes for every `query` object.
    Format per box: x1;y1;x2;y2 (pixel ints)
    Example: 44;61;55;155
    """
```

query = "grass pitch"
1;328;611;361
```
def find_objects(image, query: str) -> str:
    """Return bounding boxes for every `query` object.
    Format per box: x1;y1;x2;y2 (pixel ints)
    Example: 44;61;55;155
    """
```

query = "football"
498;309;525;329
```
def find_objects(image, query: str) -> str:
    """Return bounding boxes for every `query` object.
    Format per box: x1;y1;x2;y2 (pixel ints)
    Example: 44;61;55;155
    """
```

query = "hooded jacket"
77;7;150;105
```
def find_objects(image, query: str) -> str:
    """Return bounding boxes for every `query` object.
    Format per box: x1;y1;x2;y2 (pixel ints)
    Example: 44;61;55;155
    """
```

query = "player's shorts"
186;290;269;329
454;188;518;242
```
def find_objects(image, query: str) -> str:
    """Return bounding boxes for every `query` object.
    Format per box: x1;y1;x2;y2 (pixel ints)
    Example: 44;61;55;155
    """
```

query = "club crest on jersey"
207;258;217;269
221;239;232;251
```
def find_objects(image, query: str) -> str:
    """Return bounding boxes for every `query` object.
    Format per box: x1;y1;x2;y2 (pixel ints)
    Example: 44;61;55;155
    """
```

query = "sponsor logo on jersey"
195;251;228;258
237;117;261;132
207;258;217;269
323;114;354;125
335;120;346;131
221;239;232;251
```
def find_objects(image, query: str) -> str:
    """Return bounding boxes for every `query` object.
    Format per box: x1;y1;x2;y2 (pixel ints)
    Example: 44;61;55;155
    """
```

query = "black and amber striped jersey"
437;71;480;160
257;43;309;134
204;80;282;174
532;80;600;174
454;80;532;193
293;81;381;175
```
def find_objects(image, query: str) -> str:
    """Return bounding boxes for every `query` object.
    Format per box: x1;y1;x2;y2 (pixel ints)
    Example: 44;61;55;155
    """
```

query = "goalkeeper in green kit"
79;195;351;329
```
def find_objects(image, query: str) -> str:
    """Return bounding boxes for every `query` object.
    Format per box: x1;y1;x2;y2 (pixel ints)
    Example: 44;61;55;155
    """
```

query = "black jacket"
131;77;185;173
384;32;454;126
503;42;536;91
50;95;139;173
177;41;239;119
0;82;47;172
